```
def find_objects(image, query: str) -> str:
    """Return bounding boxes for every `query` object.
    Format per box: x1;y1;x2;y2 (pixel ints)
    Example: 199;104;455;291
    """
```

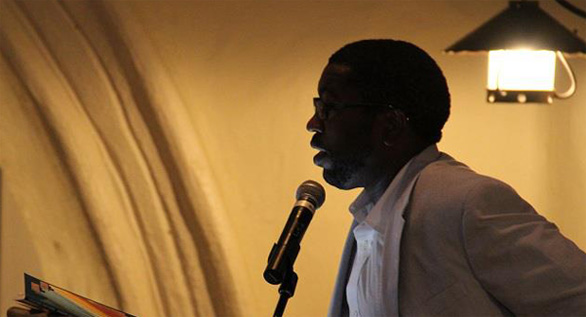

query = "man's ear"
381;110;408;146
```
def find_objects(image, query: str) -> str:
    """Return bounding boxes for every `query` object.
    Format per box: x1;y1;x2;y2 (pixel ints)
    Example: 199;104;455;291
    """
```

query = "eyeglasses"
313;97;395;120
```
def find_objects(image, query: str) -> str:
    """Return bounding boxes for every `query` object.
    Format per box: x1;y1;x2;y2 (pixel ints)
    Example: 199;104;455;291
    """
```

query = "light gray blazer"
329;153;586;316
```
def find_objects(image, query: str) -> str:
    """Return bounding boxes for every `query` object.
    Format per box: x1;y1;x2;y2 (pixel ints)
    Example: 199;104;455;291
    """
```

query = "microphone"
264;180;326;285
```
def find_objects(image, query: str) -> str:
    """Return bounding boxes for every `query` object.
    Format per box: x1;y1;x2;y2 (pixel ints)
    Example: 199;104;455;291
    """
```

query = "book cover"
16;274;137;317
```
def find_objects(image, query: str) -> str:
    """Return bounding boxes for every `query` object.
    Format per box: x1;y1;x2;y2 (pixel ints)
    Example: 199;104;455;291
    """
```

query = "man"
307;39;586;316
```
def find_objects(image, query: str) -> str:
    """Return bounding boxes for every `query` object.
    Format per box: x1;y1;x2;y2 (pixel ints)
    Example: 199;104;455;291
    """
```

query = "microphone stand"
273;266;298;317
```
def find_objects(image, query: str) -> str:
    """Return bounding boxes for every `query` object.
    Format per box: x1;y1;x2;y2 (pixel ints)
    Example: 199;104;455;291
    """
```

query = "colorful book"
16;273;137;317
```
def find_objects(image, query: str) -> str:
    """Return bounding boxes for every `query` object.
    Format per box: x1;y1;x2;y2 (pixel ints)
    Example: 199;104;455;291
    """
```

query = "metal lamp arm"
554;51;577;99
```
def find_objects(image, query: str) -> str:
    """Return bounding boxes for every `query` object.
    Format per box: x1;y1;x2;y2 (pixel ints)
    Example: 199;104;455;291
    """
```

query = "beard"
322;148;372;189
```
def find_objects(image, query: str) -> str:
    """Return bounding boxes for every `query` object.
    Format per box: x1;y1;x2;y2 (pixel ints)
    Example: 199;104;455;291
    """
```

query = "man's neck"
362;142;430;196
361;174;392;206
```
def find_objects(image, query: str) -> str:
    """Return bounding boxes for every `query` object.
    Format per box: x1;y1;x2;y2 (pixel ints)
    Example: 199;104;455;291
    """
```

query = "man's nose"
306;113;323;133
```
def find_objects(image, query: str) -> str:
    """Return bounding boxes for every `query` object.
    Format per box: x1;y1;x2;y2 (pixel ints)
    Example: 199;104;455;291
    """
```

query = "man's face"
307;63;380;190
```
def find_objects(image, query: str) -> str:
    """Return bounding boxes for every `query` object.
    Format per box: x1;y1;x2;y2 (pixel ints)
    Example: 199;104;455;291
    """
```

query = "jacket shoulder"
413;154;515;210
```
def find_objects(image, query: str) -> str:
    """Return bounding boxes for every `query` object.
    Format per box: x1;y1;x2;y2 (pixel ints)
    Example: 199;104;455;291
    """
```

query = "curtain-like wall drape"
0;1;250;316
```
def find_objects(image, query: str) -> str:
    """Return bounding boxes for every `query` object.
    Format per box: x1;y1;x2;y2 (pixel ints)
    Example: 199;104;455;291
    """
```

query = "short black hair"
328;39;450;143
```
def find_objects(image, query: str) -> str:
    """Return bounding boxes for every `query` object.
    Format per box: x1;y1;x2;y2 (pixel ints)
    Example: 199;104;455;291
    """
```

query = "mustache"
310;134;326;151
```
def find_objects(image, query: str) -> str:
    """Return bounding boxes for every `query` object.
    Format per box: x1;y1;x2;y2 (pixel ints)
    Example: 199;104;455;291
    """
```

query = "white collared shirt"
345;145;440;317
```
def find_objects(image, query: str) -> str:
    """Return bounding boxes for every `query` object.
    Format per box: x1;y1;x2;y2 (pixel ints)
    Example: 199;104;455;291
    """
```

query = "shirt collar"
349;176;389;223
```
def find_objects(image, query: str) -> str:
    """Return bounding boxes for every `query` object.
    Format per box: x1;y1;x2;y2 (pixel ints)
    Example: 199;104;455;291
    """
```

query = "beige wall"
2;1;585;316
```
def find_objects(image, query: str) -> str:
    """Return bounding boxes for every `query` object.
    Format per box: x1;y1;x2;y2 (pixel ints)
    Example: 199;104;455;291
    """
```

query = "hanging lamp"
445;0;586;103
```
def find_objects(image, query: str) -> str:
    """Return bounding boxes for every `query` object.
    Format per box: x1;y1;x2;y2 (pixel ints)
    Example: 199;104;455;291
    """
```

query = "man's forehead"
318;63;353;95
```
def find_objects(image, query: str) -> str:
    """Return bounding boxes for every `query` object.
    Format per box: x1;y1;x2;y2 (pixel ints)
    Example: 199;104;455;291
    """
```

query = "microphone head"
296;180;326;209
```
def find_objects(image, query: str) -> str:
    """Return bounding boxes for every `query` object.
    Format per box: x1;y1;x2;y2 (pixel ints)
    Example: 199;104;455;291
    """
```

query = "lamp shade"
445;1;586;55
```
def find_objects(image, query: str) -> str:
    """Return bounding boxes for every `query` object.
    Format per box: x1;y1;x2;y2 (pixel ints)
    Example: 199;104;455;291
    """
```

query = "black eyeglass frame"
313;97;400;121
